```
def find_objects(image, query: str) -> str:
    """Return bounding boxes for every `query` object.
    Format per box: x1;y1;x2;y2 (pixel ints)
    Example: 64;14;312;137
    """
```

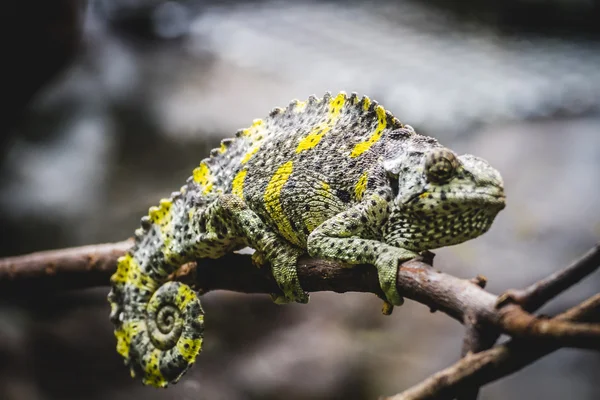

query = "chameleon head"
385;146;505;251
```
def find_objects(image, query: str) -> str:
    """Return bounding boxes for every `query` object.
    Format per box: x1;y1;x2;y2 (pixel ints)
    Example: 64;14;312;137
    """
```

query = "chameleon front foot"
381;301;395;316
374;248;418;310
374;262;404;308
269;248;309;304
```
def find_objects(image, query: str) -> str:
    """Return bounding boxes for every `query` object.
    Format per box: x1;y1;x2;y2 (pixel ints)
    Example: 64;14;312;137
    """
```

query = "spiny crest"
232;91;406;158
135;199;171;241
135;91;407;243
359;96;404;131
273;91;405;129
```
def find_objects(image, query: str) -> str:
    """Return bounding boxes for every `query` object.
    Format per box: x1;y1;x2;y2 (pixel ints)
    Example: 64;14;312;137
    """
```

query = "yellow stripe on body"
242;118;264;137
192;162;214;194
232;169;247;199
350;105;387;158
241;146;260;164
264;161;301;246
240;119;265;164
296;92;346;153
354;172;369;200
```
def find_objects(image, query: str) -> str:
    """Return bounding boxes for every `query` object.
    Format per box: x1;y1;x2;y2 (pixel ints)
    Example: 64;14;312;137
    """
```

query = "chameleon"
108;91;506;388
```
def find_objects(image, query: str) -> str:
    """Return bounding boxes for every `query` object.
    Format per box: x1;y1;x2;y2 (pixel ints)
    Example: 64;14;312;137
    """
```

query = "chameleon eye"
425;149;459;184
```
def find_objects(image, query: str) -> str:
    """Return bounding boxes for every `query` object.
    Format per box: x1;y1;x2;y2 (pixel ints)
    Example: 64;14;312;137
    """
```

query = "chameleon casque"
108;92;506;387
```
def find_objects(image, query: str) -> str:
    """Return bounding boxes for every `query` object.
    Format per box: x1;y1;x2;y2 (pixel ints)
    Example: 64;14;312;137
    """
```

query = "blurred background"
1;0;600;399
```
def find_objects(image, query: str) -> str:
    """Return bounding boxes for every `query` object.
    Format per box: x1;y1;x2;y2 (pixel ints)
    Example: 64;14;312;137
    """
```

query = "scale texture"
108;91;506;387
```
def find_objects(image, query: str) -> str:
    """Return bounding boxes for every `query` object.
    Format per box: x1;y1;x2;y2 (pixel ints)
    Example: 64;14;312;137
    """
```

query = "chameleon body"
108;92;506;387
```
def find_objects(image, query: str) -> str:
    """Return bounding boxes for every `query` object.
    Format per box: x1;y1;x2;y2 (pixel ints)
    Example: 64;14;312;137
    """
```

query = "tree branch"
1;241;599;399
385;294;600;400
454;243;600;400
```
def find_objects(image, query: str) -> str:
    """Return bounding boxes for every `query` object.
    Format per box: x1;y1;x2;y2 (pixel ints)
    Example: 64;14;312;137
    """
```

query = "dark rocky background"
1;1;599;399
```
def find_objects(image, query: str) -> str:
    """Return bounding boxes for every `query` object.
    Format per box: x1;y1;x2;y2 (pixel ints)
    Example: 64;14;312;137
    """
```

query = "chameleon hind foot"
268;246;308;304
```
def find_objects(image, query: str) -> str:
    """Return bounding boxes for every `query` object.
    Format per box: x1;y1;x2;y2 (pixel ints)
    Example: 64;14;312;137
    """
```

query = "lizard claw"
375;250;409;307
381;301;395;315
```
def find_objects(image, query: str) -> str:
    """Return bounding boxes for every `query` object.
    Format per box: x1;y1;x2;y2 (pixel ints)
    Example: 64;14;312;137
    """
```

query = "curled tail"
108;192;205;387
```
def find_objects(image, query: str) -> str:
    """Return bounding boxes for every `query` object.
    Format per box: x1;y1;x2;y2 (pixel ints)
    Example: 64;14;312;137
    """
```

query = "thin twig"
1;241;600;399
496;305;600;350
496;244;600;312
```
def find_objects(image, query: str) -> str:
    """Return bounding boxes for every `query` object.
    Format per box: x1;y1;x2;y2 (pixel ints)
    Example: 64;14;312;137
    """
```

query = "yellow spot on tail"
232;169;247;199
114;320;145;359
264;161;301;246
192;162;214;194
419;192;430;199
350;105;387;158
219;142;228;153
177;335;204;363
242;119;264;137
143;348;168;388
241;144;260;164
175;284;197;309
111;254;158;292
111;255;132;285
355;172;369;200
296;92;346;153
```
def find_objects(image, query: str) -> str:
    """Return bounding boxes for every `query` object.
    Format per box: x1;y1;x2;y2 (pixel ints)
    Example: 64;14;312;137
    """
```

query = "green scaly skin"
108;91;506;387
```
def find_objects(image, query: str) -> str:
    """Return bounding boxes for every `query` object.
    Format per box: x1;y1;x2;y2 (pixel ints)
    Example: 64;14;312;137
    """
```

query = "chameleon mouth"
459;192;506;211
476;192;506;208
403;189;506;209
